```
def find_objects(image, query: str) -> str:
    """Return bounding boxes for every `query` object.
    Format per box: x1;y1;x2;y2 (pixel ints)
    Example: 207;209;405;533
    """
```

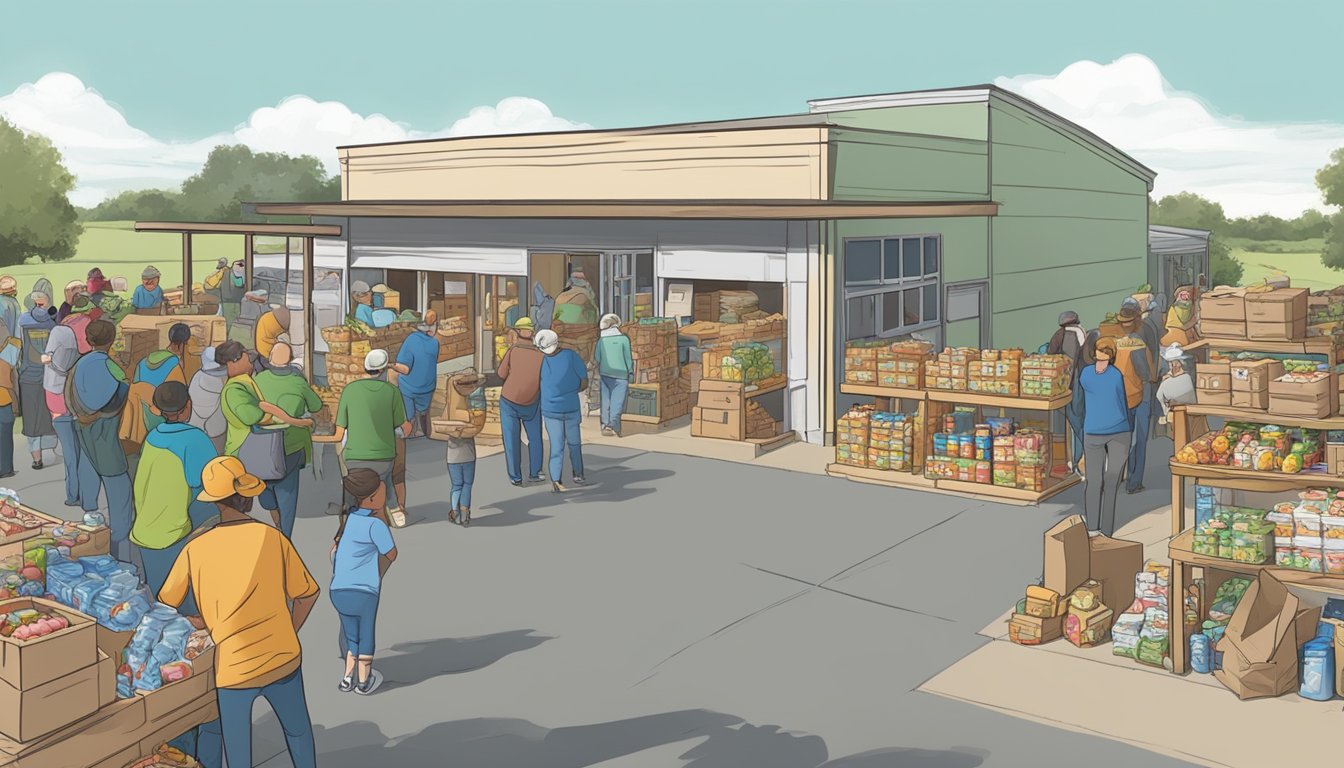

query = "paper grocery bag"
1043;515;1090;598
1088;533;1143;628
1213;571;1301;700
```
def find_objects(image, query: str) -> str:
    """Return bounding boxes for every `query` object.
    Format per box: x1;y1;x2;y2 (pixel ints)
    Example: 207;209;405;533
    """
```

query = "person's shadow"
252;709;989;768
376;630;552;692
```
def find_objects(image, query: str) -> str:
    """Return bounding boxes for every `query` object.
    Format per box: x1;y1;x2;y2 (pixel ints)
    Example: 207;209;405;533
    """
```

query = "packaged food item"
1267;508;1296;538
1294;505;1324;536
1065;604;1113;648
1111;611;1145;658
1292;536;1326;572
1276;538;1295;567
1068;580;1104;611
1322;515;1344;540
1024;586;1064;618
1325;540;1344;575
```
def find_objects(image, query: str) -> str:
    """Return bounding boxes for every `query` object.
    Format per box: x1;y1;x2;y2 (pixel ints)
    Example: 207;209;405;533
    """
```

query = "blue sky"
4;0;1344;214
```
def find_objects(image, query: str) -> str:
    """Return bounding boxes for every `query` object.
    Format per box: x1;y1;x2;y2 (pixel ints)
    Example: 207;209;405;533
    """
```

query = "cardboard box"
1230;359;1285;392
137;653;213;723
1328;445;1344;476
1248;318;1307;341
91;744;144;768
697;379;744;411
1008;613;1064;646
1199;320;1247;339
1195;361;1231;390
1245;287;1308;324
1068;579;1105;611
1023;586;1064;618
1200;287;1246;321
0;695;145;765
1232;390;1270;410
1196;388;1233;406
137;699;219;758
691;407;743;441
1269;376;1333;418
1043;515;1089;599
1089;533;1143;628
1065;604;1114;647
0;598;98;690
0;660;100;742
96;649;115;709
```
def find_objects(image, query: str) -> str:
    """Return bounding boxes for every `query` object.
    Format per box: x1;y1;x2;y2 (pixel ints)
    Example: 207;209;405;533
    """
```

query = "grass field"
1231;238;1342;290
3;221;287;298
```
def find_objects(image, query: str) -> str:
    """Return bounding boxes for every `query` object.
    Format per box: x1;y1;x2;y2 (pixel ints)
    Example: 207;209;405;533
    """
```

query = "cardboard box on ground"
1008;516;1142;649
0;598;101;742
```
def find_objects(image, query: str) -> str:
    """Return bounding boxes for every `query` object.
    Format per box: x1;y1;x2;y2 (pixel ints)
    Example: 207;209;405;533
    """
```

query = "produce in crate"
0;606;70;640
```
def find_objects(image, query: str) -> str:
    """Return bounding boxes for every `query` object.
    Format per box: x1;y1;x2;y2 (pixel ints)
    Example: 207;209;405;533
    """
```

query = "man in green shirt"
333;349;412;523
254;342;322;539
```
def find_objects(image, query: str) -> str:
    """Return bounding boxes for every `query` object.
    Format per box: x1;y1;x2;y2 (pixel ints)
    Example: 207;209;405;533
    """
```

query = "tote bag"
239;424;287;481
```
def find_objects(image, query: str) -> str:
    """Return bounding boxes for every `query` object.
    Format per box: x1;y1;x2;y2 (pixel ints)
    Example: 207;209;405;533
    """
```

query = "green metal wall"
829;129;989;202
987;98;1150;348
824;102;989;141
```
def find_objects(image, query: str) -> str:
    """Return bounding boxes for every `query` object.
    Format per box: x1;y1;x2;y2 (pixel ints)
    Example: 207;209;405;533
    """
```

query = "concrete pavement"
8;435;1194;767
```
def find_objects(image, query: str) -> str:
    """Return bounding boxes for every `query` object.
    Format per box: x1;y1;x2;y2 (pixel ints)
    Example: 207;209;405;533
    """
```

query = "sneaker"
601;426;616;437
510;479;523;487
31;461;43;471
527;474;545;484
355;669;383;695
339;675;355;693
389;508;408;528
572;476;588;486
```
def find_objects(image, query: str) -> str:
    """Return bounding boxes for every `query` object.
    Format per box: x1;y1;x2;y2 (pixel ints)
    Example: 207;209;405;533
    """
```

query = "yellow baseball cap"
513;317;534;330
197;456;266;502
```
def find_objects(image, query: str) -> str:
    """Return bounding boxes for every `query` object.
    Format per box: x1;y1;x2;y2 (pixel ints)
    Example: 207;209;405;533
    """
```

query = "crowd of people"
1048;287;1199;537
0;267;644;768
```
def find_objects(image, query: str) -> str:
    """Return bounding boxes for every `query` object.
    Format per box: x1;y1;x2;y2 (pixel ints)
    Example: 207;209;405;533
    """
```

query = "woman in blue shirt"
535;329;588;492
329;468;398;695
1078;337;1132;536
132;266;165;312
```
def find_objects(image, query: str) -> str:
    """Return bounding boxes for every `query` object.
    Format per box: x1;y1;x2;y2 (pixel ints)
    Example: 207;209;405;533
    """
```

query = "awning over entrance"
132;220;346;375
251;199;999;220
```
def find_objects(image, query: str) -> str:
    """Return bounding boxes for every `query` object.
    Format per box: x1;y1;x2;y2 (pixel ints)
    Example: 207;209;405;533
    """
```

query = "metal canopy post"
243;234;254;292
302;236;314;376
181;233;193;308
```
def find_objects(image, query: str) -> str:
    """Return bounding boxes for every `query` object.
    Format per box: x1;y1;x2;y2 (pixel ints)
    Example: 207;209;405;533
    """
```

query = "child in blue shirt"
329;468;398;695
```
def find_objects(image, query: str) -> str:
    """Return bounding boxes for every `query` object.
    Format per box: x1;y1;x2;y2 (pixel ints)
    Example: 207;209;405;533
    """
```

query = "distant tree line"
1150;148;1344;285
81;144;341;222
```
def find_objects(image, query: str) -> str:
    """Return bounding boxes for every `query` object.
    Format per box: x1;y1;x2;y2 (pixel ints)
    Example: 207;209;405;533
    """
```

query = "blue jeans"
543;410;584;482
259;450;304;539
197;667;316;768
500;398;543;483
599;376;630;434
401;389;432;423
0;405;13;475
449;461;476;510
138;536;196;615
1126;397;1153;492
331;589;380;657
53;413;84;505
78;464;133;562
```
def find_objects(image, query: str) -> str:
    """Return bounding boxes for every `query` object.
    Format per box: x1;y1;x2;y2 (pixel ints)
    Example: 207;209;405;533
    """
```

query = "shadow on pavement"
254;710;987;768
376;630;552;692
479;465;674;521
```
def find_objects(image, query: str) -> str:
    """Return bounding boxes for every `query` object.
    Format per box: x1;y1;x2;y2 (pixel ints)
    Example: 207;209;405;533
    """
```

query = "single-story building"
240;84;1156;446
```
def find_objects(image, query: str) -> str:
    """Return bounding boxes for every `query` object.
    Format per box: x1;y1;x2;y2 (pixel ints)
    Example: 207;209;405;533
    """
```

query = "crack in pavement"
633;588;812;687
746;565;956;623
819;507;975;586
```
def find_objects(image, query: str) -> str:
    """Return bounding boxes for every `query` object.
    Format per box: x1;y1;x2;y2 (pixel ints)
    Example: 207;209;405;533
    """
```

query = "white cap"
599;313;621;330
351;280;372;294
364;349;389;371
534;329;560;355
1162;342;1186;362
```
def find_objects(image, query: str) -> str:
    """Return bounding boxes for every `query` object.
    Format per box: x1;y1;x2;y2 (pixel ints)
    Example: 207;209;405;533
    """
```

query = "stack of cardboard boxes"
1199;285;1310;341
1008;516;1143;651
1195;360;1232;406
1020;354;1072;399
622;320;691;424
834;406;872;468
481;387;502;439
924;348;976;392
435;317;474;362
0;598;101;743
690;379;774;441
967;349;1023;396
1230;359;1284;410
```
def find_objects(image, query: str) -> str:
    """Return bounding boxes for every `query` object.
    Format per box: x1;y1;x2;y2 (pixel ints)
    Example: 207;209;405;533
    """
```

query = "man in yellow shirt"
254;304;291;360
160;455;320;768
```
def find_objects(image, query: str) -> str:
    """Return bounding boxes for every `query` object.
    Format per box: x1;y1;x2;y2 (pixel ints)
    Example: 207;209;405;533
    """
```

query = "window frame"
842;234;943;341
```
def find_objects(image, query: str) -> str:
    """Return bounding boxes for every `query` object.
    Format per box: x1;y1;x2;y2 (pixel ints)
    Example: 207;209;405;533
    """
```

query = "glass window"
903;288;921;326
847;295;876;340
923;236;940;275
845;240;881;285
902;238;922;279
881;290;902;333
883;238;903;281
922;283;938;323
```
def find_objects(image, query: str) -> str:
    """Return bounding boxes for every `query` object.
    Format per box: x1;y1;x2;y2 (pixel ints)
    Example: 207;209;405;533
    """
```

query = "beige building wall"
340;128;830;202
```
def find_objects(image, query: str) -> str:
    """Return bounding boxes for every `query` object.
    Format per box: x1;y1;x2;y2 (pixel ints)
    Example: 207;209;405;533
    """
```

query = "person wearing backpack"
328;468;397;695
1047;310;1088;470
1116;307;1157;495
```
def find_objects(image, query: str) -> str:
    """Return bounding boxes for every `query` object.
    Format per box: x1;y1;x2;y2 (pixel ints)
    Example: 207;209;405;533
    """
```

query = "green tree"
1318;148;1344;271
84;188;183;221
1149;192;1243;286
0;117;82;265
178;145;336;222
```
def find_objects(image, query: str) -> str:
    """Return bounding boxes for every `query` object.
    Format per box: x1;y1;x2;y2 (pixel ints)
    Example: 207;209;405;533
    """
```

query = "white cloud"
0;73;588;207
996;54;1344;218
